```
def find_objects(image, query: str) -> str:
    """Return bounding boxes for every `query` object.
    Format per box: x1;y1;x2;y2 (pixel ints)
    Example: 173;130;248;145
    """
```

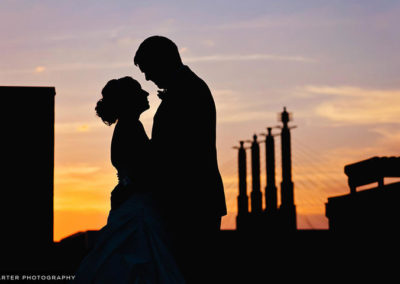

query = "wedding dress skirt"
73;191;185;284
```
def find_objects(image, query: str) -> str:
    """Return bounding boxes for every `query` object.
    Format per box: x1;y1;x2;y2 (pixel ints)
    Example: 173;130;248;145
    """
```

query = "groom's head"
134;36;183;89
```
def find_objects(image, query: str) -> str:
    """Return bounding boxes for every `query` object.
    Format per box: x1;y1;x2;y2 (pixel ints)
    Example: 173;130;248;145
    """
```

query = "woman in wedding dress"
73;77;185;284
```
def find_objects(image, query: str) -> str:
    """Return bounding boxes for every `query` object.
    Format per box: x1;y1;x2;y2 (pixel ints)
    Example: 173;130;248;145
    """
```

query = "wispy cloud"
179;47;189;53
184;53;314;63
369;127;400;154
1;52;313;76
215;11;358;32
303;85;400;124
55;164;101;179
305;85;400;97
0;62;130;75
34;66;46;73
213;89;275;123
202;39;215;47
56;122;102;134
54;163;115;212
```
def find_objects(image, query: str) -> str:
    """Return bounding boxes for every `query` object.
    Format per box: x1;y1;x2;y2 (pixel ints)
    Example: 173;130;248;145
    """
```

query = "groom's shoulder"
183;67;212;95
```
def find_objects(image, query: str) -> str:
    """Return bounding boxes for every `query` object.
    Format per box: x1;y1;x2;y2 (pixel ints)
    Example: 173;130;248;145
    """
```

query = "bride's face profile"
117;80;150;119
134;87;150;113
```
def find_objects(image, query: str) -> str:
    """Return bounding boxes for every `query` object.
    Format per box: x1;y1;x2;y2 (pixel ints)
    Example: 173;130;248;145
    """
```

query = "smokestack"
236;141;249;230
250;134;262;214
279;107;297;231
237;141;249;215
265;128;278;213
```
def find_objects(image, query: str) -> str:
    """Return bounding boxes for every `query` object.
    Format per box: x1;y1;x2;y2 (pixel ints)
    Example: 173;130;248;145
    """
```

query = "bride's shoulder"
114;119;141;132
113;120;149;142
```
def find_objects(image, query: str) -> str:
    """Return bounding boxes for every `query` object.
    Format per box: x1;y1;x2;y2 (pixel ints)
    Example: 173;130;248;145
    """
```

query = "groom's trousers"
168;216;222;284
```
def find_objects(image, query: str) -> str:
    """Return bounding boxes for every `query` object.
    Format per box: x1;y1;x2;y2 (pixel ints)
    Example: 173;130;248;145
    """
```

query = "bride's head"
95;76;149;125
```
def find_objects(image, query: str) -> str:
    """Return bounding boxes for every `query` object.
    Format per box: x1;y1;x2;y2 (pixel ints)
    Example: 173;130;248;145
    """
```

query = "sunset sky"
1;0;399;241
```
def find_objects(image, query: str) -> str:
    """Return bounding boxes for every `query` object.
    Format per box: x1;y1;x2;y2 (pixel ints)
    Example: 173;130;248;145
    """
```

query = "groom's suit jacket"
151;65;227;222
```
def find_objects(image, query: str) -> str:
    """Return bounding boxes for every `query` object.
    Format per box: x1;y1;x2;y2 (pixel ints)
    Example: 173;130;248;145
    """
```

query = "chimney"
250;134;262;214
236;141;249;230
265;128;278;213
279;107;297;232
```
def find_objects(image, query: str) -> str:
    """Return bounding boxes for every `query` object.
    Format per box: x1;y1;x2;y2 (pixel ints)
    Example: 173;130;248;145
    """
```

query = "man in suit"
134;36;227;282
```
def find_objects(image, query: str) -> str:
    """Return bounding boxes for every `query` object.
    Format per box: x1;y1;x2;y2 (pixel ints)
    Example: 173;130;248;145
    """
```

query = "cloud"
54;163;115;212
202;39;215;47
305;85;400;97
369;127;400;154
1;61;130;75
56;164;101;178
34;66;45;73
179;47;188;53
184;53;314;63
56;122;102;133
77;124;90;132
214;10;358;32
213;89;275;123
2;52;312;76
304;85;400;124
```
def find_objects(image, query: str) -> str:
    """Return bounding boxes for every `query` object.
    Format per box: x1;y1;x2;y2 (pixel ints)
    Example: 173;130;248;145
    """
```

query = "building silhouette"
1;86;55;270
326;156;400;234
55;230;99;273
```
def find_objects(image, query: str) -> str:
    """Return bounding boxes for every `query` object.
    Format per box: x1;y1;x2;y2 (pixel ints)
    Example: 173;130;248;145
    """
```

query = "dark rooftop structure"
0;86;55;270
326;156;400;234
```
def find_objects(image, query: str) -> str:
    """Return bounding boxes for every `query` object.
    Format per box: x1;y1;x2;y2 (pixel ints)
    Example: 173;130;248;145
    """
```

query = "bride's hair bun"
95;79;119;126
95;77;142;125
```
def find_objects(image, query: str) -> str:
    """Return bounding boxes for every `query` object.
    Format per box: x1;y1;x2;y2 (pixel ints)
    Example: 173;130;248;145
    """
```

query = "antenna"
260;127;280;137
277;106;293;123
233;140;250;150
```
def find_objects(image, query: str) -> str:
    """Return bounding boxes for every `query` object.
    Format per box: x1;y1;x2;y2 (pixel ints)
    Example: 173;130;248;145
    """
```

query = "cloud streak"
56;122;103;134
0;52;313;76
184;53;314;63
213;89;275;123
304;85;400;124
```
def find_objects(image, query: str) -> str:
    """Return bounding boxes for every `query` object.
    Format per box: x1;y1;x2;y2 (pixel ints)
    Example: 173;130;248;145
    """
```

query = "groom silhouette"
134;36;227;282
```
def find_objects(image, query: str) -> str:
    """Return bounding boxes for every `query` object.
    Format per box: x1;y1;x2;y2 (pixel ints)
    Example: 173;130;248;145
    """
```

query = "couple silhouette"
73;36;227;284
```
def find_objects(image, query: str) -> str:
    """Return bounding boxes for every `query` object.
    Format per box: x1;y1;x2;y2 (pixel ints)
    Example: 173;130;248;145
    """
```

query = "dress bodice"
111;119;150;187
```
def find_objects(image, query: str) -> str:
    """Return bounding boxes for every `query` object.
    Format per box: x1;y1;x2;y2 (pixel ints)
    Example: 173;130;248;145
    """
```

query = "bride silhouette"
72;77;185;283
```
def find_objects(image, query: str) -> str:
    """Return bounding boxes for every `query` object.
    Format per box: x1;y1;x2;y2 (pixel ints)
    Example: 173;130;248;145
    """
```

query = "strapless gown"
72;189;185;284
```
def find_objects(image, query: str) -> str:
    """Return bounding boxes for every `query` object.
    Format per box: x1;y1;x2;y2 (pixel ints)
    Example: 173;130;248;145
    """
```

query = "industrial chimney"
250;134;262;214
279;107;297;232
236;141;249;230
265;128;278;213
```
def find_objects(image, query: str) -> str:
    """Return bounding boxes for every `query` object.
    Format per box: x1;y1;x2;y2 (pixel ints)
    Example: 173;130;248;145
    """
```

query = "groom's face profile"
139;65;165;89
139;64;168;89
